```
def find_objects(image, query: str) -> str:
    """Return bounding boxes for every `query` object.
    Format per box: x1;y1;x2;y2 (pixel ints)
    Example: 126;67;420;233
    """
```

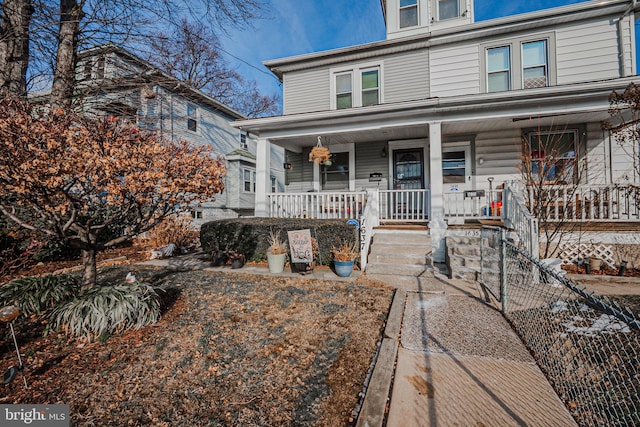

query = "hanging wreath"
309;136;332;165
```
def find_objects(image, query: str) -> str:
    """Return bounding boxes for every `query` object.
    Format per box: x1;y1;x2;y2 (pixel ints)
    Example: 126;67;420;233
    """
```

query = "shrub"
141;213;198;250
0;274;80;316
200;218;358;265
49;282;161;340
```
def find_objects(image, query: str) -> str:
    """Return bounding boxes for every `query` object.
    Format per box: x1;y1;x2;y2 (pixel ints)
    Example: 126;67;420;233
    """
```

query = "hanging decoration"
309;136;332;165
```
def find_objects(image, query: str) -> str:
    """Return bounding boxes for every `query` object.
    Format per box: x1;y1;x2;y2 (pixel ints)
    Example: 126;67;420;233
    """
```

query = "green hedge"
200;218;359;265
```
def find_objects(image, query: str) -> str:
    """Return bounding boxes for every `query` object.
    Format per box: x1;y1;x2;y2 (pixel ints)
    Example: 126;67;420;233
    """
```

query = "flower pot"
291;261;315;275
230;257;245;269
334;260;354;277
267;253;286;274
589;257;602;272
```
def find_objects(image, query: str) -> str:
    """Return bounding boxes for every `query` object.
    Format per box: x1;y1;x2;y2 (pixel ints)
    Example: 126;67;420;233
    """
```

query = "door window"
442;150;466;184
394;149;424;189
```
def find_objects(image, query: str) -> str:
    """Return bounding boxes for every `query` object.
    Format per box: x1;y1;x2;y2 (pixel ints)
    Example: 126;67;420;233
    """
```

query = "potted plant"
291;237;318;275
330;242;359;277
267;231;287;273
225;249;245;269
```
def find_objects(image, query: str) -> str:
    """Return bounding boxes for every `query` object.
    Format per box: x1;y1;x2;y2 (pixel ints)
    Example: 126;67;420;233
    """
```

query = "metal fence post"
500;227;508;314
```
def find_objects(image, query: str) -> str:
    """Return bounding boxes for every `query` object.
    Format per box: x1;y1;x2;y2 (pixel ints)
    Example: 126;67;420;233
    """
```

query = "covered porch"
232;79;639;262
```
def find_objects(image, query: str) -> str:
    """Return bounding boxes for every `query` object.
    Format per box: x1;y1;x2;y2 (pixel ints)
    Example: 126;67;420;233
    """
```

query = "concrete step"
368;253;432;265
365;262;435;277
373;231;431;246
448;254;499;270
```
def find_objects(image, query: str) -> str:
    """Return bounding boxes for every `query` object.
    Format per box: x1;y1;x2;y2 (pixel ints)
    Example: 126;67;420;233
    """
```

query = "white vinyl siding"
430;44;480;97
555;19;621;84
474;129;521;186
384;50;430;102
283;68;330;115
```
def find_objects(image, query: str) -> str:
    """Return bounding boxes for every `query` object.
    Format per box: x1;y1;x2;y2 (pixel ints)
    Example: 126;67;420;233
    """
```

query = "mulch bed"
0;266;394;426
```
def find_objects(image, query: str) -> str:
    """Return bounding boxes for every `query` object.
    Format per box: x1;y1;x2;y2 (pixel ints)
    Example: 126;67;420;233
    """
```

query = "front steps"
365;228;434;277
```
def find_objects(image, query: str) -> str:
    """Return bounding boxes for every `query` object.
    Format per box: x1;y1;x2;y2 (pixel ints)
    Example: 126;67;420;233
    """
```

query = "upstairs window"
487;46;511;93
361;69;380;107
240;133;248;150
187;104;198;132
96;56;105;79
336;73;353;110
522;40;548;89
82;59;93;80
400;0;418;28
332;64;382;110
438;0;460;20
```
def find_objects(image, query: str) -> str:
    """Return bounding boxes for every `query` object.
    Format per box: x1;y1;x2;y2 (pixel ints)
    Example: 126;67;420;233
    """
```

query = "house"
231;0;640;262
75;44;285;227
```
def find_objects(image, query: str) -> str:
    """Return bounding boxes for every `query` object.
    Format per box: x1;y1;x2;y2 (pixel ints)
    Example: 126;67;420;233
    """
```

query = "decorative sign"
288;229;314;263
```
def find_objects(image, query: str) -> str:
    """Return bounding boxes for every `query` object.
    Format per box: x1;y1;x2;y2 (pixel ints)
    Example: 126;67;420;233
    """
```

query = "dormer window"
400;0;418;28
438;0;460;20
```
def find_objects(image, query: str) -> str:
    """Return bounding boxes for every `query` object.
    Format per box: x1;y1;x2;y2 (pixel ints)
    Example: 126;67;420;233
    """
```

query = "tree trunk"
0;0;34;99
80;247;97;289
50;0;83;109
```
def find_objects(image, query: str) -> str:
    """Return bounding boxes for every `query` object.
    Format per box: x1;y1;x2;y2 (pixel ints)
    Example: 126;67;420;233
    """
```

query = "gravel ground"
0;267;394;426
400;292;534;362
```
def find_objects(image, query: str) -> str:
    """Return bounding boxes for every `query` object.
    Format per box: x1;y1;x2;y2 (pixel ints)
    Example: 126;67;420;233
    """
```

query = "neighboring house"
75;44;285;228
232;0;640;261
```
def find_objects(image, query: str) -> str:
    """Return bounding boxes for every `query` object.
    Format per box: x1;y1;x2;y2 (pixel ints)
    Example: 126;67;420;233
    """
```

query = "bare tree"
145;19;279;118
603;82;640;181
0;0;34;99
521;125;588;258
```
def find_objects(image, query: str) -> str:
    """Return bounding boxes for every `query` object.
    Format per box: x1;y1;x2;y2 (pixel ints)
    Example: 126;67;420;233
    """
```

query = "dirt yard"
0;265;394;426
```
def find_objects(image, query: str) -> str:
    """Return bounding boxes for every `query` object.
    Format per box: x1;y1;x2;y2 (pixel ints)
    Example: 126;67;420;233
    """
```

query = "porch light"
283;162;293;170
309;136;331;165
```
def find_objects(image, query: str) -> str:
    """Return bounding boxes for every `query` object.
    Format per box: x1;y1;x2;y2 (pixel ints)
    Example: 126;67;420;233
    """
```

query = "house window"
271;176;277;193
332;64;382;110
487;46;511;92
243;168;256;192
400;0;418;28
187;104;198;132
442;151;466;184
96;56;105;79
361;69;380;107
522;40;548;89
191;210;203;219
83;59;93;80
528;131;578;183
240;133;248;150
438;0;460;20
321;152;349;190
336;73;353;110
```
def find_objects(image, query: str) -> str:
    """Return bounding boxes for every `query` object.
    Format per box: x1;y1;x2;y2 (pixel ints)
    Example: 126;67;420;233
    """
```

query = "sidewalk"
359;272;578;427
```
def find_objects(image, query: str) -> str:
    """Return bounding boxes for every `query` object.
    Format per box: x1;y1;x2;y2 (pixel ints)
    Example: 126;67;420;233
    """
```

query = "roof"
78;43;246;120
264;0;639;80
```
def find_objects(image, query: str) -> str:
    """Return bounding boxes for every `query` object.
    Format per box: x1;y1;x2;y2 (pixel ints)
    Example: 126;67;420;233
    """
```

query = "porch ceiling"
267;109;612;152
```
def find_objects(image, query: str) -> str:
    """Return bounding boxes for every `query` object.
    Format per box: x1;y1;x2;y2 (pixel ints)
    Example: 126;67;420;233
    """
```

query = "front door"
393;149;424;189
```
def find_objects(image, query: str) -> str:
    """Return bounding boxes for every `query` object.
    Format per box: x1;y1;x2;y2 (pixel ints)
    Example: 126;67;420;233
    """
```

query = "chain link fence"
481;226;640;426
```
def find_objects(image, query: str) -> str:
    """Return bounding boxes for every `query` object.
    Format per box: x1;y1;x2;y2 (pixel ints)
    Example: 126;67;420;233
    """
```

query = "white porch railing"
378;189;430;222
443;189;503;219
504;181;539;259
526;184;640;222
268;192;366;219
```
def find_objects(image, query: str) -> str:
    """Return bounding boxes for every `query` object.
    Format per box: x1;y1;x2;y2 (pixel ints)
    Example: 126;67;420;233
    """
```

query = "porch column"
255;137;271;217
428;122;447;263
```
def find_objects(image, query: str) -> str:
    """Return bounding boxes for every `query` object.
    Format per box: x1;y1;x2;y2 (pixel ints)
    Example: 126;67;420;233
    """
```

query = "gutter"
617;0;637;77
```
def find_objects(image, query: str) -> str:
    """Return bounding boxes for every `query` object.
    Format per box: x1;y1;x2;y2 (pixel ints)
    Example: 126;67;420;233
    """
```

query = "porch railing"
503;181;539;259
268;192;366;220
378;189;429;222
443;189;502;219
526;184;640;222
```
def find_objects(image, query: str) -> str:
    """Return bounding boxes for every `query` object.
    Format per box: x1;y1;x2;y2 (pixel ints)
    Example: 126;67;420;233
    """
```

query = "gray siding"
430;44;481;97
556;19;621;84
384;50;430;103
283;68;330;115
355;141;389;181
474;129;521;187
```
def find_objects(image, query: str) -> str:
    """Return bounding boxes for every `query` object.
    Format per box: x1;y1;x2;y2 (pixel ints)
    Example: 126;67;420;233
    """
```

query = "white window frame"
242;167;256;193
480;33;556;93
335;72;353;110
486;45;512;93
240;133;248;150
437;0;461;21
187;104;198;133
399;0;419;28
527;129;580;184
330;63;383;110
522;40;549;89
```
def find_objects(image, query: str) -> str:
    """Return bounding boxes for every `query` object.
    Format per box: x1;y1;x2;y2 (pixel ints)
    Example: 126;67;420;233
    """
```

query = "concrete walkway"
359;272;578;427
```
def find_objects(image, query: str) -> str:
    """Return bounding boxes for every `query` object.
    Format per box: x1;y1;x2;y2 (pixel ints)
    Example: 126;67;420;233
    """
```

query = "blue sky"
219;0;630;104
